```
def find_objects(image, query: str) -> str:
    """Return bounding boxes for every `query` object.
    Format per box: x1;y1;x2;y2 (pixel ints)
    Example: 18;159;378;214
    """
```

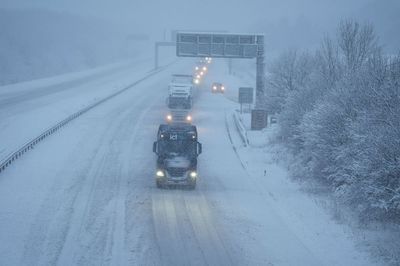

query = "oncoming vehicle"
211;82;225;93
153;124;202;189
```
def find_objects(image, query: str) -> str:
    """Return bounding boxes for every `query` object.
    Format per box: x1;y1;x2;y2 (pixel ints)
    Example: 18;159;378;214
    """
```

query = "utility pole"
228;58;233;75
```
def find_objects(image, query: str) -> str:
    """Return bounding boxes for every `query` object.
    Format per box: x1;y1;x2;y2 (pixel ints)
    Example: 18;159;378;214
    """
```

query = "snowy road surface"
0;60;376;265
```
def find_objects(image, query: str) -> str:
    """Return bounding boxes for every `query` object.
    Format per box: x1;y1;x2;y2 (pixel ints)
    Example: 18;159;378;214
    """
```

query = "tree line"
266;20;400;223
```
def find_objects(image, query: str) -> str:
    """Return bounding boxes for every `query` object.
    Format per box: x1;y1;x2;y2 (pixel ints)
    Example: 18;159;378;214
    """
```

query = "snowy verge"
227;110;379;266
238;112;399;265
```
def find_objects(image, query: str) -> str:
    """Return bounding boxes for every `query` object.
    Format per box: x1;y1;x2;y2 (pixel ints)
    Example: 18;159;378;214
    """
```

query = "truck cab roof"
158;124;197;133
157;124;198;140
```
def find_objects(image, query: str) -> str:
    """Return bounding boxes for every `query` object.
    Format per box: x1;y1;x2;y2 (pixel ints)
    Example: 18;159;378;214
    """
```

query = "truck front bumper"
156;171;197;186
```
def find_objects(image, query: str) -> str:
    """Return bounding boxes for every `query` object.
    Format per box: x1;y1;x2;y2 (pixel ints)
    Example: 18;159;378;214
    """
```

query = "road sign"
239;87;254;104
176;32;260;58
251;109;268;130
175;31;267;127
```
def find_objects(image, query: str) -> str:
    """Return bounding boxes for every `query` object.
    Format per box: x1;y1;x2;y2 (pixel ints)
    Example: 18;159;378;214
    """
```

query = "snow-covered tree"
267;19;400;223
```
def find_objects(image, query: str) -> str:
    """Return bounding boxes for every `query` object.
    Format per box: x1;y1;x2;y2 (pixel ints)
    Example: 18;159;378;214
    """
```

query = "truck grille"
170;110;189;122
167;167;186;177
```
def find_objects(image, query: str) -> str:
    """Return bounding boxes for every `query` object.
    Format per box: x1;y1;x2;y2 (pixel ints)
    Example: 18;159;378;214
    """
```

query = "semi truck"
167;74;193;109
153;124;202;189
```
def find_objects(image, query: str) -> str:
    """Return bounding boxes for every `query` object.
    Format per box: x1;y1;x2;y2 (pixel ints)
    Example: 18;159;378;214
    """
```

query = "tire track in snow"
21;84;153;265
108;92;161;266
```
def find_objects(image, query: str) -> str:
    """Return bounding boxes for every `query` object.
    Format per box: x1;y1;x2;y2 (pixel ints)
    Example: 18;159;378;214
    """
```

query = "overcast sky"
1;0;399;53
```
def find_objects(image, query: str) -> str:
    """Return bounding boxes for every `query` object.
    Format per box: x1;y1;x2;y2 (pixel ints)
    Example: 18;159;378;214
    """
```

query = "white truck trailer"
167;74;193;109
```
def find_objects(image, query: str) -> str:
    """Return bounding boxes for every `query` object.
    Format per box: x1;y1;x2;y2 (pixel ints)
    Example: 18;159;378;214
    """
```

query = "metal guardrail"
0;64;171;174
233;111;249;146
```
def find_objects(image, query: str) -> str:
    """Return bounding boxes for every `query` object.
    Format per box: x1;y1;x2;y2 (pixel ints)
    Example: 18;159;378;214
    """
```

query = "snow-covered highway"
0;60;377;266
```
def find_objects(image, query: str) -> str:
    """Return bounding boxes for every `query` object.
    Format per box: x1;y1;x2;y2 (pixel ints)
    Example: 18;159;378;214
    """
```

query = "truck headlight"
213;86;217;90
186;115;192;121
203;66;207;71
194;79;199;84
167;115;172;121
190;171;197;178
221;86;225;90
156;170;165;177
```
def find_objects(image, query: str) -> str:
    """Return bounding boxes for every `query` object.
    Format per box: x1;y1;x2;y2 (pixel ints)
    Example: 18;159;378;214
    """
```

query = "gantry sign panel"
176;32;260;58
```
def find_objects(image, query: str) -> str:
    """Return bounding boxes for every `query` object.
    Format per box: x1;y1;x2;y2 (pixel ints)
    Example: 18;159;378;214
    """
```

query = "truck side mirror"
153;141;157;154
197;142;202;155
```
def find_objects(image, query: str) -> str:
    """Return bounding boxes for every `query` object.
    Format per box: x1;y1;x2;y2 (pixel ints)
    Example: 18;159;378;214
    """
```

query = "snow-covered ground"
0;56;154;161
0;59;381;265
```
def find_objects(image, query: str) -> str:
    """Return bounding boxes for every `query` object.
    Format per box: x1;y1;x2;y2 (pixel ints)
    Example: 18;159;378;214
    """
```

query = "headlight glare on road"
156;170;165;177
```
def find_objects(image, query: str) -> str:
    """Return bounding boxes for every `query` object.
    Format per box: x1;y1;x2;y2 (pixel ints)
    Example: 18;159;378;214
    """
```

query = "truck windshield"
159;140;196;157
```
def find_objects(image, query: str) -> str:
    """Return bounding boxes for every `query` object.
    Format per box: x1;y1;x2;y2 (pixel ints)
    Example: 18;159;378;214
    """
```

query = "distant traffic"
152;58;214;189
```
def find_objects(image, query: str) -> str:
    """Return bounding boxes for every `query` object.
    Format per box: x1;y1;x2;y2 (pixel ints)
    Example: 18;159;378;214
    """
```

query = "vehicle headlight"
167;115;172;121
190;171;197;178
156;170;165;177
200;71;204;76
213;86;217;90
203;66;207;71
195;66;199;70
221;86;225;90
194;79;199;84
196;75;201;79
186;115;192;121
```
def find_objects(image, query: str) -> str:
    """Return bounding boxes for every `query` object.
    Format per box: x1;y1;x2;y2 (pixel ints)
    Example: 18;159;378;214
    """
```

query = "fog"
1;1;400;264
1;0;399;83
3;0;400;48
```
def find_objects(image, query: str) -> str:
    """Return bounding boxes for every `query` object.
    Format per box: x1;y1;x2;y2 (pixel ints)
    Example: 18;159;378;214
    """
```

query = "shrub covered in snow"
267;20;400;223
